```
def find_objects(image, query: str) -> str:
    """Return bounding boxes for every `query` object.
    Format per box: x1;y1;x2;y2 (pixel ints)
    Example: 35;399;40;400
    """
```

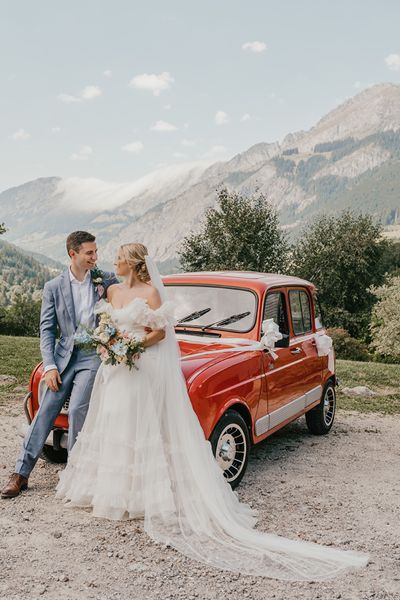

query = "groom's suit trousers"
15;348;99;478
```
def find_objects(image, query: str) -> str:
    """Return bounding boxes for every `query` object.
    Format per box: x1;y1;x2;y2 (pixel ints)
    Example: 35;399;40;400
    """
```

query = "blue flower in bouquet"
105;324;116;337
74;329;93;345
112;340;128;357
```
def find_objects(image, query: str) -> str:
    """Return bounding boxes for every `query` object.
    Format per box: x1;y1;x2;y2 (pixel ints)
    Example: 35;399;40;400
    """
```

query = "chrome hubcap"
323;387;335;427
216;424;247;483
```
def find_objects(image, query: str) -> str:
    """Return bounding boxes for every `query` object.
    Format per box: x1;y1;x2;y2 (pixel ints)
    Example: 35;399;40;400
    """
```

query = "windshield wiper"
201;311;251;330
177;308;211;324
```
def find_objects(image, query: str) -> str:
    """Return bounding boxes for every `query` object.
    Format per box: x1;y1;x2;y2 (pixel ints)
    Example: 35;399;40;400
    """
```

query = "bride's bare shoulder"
144;284;161;310
106;283;123;300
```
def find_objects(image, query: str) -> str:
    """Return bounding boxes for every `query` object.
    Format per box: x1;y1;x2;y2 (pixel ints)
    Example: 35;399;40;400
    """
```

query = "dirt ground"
1;400;399;600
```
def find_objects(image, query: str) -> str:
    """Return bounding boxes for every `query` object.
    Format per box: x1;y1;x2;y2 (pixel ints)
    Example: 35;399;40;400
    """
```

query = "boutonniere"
90;266;105;285
91;266;106;297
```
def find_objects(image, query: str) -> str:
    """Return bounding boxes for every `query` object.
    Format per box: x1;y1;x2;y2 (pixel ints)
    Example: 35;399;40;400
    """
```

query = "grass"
336;359;400;414
0;335;41;406
0;336;399;415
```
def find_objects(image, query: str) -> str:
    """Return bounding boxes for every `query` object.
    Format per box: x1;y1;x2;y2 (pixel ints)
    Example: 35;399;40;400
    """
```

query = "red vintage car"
23;271;336;488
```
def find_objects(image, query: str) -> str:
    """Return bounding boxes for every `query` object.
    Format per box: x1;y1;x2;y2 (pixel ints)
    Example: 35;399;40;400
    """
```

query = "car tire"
41;444;68;464
305;380;336;435
210;410;250;489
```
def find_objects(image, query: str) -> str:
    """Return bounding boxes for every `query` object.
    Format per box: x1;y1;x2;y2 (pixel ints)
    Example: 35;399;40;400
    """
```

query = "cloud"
103;69;112;77
240;113;251;122
58;93;80;104
56;162;209;212
151;120;177;132
181;138;196;147
70;145;93;161
11;128;31;141
385;53;400;71
172;152;186;158
242;41;267;53
129;71;174;96
122;141;144;153
163;104;172;110
59;85;102;103
215;110;229;125
81;85;102;100
51;126;61;134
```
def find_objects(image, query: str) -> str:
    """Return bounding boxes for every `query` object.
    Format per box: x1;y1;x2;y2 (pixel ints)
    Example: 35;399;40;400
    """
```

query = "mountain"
1;83;400;269
0;239;62;305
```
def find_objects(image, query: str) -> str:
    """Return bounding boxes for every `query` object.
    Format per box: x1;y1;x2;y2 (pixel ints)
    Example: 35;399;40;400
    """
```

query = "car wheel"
41;444;68;464
305;381;336;435
210;410;250;489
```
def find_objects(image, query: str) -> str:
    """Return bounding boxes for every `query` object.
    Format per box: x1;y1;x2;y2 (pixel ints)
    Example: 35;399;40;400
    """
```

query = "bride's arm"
142;288;166;348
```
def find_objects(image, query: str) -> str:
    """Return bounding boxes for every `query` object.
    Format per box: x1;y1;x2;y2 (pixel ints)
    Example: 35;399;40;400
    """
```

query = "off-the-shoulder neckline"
98;296;149;312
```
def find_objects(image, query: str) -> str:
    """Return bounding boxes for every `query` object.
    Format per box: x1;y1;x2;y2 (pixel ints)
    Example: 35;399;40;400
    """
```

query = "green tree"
0;294;41;337
291;211;392;339
370;276;400;363
179;188;289;273
0;222;6;235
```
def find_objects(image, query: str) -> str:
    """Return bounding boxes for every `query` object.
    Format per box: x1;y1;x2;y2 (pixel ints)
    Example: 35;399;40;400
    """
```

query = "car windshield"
165;285;257;332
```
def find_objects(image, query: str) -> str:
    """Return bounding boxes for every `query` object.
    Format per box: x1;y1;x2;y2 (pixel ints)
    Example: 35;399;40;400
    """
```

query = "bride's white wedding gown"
56;296;368;580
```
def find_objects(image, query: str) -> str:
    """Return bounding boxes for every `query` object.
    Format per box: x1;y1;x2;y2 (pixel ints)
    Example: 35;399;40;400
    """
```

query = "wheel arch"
212;399;253;444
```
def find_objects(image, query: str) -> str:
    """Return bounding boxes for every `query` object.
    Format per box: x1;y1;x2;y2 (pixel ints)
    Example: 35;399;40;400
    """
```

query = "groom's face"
70;242;98;271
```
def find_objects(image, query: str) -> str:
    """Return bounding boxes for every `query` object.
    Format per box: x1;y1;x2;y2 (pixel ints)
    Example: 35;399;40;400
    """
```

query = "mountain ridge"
1;83;400;268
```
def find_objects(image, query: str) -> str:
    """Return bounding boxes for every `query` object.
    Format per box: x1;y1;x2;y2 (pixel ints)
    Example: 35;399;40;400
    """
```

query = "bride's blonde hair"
120;242;150;283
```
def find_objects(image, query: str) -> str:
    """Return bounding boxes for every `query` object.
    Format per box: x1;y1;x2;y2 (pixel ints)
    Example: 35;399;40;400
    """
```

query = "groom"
1;231;118;498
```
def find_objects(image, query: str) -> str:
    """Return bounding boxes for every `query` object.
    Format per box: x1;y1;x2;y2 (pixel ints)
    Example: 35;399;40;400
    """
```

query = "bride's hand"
142;328;166;348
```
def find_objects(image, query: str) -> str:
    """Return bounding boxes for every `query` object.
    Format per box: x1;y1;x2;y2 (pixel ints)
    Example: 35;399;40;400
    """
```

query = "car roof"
163;271;314;290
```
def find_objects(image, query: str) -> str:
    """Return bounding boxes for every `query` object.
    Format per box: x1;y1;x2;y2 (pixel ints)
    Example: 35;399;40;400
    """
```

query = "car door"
255;289;307;437
288;288;323;408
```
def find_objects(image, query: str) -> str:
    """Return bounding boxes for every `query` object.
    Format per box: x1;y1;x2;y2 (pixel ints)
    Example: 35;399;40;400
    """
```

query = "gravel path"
1;402;399;600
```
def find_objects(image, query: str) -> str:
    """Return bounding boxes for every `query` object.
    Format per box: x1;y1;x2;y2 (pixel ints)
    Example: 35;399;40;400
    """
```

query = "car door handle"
290;347;302;354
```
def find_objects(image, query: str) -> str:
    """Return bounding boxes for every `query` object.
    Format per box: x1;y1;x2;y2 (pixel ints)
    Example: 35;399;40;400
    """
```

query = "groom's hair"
66;231;96;256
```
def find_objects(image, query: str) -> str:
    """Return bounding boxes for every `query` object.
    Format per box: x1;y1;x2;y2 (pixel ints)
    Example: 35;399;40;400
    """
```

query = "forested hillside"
0;239;61;305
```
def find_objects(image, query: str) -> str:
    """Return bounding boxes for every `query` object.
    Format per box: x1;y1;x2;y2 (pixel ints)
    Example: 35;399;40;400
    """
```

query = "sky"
1;0;400;193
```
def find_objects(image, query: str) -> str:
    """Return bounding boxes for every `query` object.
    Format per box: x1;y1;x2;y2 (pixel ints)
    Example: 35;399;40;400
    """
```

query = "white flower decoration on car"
260;319;282;359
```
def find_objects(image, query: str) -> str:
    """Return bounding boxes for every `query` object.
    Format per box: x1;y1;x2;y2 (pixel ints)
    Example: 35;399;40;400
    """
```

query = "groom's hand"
44;369;62;392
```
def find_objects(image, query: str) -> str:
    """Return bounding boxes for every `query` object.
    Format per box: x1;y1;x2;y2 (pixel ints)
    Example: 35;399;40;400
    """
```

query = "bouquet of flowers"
74;313;145;370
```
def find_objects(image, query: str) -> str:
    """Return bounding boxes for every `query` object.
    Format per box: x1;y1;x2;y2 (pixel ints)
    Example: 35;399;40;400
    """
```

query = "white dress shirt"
44;268;95;373
69;267;96;330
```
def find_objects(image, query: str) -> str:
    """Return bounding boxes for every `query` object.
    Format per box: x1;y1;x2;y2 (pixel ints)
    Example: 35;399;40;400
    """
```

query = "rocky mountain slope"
1;83;400;270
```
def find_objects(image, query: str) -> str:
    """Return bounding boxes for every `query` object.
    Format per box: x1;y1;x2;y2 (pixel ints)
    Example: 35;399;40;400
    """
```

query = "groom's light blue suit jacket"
40;269;118;374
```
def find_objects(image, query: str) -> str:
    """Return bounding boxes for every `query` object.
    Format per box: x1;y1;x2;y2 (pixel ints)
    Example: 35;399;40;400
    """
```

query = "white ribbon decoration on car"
314;332;335;372
179;319;282;361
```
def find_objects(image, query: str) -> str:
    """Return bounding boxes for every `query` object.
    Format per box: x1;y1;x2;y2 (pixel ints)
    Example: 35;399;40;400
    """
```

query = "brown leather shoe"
1;473;29;498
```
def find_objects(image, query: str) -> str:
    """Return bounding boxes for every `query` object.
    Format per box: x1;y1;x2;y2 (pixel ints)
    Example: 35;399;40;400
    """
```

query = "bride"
56;242;368;580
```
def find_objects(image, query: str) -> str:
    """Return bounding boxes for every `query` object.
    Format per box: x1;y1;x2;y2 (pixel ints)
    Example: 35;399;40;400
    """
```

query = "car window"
263;292;289;335
165;285;257;332
289;289;313;335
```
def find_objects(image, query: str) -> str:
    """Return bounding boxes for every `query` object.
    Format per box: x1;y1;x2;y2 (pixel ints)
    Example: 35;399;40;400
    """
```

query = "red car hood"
178;338;240;383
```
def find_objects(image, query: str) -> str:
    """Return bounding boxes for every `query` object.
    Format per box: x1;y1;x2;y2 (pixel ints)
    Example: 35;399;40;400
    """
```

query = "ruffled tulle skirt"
56;347;180;520
57;337;368;581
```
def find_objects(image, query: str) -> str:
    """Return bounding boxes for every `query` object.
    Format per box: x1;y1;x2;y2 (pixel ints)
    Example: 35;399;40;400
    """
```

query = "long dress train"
56;296;368;581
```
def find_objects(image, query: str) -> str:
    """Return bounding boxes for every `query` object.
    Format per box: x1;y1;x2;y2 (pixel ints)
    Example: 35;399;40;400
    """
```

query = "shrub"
369;276;400;363
327;327;371;361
